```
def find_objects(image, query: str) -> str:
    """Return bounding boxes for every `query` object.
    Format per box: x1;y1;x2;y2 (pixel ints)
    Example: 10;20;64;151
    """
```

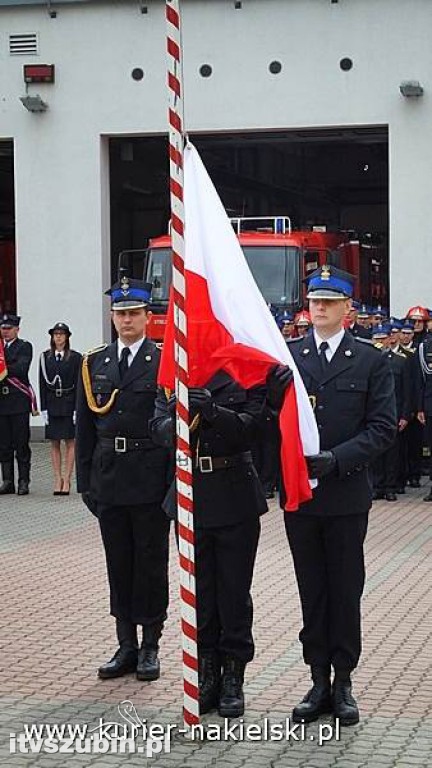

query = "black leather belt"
195;451;253;473
100;436;154;453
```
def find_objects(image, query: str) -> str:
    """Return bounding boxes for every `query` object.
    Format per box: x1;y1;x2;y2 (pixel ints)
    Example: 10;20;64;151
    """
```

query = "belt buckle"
199;456;213;473
114;436;127;453
55;388;62;398
2;385;9;395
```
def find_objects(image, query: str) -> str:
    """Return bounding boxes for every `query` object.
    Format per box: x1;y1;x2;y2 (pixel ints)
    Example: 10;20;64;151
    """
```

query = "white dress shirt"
313;328;345;363
117;337;145;367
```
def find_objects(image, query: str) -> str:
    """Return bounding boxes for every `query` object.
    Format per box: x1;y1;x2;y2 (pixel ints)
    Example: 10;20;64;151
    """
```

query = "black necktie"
319;341;329;373
56;353;62;363
119;347;130;380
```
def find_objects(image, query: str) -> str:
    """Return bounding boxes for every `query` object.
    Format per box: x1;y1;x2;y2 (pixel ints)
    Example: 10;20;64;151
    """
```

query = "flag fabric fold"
158;143;319;511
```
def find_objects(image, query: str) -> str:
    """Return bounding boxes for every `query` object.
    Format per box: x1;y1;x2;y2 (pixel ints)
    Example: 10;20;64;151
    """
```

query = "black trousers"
195;518;261;664
373;434;400;492
0;413;31;465
98;502;170;626
285;512;368;672
425;412;432;481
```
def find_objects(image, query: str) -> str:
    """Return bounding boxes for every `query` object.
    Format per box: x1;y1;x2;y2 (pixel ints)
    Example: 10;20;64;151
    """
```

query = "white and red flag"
158;143;319;511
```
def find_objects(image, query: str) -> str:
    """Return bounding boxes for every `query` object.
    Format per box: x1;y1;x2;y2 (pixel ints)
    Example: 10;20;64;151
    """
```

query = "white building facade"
0;0;431;386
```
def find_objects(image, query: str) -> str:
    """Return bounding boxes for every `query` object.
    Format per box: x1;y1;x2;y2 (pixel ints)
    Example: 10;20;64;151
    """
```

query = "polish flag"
158;143;319;511
0;339;7;382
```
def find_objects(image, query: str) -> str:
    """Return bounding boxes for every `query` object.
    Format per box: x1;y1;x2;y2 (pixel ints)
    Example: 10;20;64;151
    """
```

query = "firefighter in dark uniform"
267;265;396;726
371;323;411;501
399;320;422;489
0;314;33;495
415;333;432;501
76;277;171;681
355;304;373;338
348;301;372;340
150;374;267;718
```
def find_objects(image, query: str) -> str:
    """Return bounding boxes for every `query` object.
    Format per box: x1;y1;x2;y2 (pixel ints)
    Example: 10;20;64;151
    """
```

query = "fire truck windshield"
145;244;300;307
242;246;300;306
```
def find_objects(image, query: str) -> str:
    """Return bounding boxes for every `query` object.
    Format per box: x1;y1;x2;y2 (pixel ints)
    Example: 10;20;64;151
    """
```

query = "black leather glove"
306;451;337;479
167;394;177;416
188;387;216;422
266;364;294;409
81;492;98;517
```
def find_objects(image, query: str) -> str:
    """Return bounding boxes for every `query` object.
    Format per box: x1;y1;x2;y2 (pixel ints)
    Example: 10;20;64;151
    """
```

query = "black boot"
136;623;163;681
423;488;432;502
292;666;332;723
0;462;15;494
198;651;220;715
97;620;138;679
332;671;359;726
17;462;30;495
218;657;245;718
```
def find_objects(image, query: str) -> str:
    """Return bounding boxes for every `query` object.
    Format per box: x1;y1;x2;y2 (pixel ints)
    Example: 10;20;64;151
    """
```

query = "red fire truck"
143;216;387;343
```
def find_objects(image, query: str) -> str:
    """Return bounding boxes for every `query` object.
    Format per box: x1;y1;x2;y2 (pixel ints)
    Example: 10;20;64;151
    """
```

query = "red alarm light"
23;65;55;84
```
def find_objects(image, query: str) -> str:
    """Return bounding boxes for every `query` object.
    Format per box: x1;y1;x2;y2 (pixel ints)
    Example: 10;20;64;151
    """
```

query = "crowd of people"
0;267;431;726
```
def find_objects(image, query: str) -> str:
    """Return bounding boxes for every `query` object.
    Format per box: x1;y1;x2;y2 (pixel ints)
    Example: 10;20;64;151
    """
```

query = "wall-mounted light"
399;80;424;98
20;94;48;113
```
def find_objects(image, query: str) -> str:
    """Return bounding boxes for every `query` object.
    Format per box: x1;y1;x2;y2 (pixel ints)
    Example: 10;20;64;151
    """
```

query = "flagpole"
166;0;199;728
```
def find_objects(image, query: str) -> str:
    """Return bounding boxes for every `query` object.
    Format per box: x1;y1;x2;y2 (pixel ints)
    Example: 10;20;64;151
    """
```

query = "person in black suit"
75;277;171;682
267;265;397;726
347;301;372;340
414;334;432;501
150;375;267;718
0;314;34;495
39;322;82;495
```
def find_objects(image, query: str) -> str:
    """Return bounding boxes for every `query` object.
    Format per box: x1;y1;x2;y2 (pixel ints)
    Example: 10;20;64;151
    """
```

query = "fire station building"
0;0;432;377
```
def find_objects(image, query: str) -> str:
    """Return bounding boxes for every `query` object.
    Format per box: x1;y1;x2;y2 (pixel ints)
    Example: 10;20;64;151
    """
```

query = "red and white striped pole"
166;0;199;728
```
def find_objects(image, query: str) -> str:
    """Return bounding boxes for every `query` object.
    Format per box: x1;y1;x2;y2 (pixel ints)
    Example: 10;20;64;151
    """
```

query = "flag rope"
166;0;199;728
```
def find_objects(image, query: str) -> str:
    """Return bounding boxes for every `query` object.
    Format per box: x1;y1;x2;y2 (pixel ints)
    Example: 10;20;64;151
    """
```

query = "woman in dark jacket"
39;322;81;495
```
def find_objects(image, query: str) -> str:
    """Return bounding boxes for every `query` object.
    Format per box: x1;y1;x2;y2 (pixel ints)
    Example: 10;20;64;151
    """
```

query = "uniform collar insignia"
344;349;353;357
104;357;110;363
145;354;152;361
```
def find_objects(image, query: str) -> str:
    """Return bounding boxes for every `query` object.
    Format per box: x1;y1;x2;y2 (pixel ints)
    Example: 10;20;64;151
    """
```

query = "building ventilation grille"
9;33;39;56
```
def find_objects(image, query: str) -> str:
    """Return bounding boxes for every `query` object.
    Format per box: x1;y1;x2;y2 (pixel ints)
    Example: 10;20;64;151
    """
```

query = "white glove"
72;411;77;425
41;410;49;425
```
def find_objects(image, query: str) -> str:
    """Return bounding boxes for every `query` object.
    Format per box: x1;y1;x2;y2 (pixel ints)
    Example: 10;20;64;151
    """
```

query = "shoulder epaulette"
395;350;407;358
84;343;108;357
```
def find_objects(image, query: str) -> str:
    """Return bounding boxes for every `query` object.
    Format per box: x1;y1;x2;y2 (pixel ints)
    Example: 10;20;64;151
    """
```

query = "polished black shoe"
17;480;29;496
372;491;385;501
0;481;15;494
292;667;332;723
332;679;359;726
218;657;245;718
385;492;397;502
409;478;421;488
97;645;138;679
423;490;432;502
136;647;160;681
199;652;220;714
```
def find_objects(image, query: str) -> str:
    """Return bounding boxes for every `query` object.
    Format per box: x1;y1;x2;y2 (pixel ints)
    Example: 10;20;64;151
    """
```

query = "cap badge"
120;276;130;296
145;355;152;361
321;265;331;281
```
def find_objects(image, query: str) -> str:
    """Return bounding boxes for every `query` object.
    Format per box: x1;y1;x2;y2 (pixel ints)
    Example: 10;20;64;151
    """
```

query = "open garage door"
109;125;388;303
0;140;15;314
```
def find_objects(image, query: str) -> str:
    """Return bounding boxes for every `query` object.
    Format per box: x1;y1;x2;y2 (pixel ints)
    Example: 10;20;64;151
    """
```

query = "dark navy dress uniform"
39;349;82;440
286;331;396;670
371;331;411;499
269;265;397;726
0;315;33;494
414;336;432;499
150;371;267;716
75;276;171;681
76;337;171;624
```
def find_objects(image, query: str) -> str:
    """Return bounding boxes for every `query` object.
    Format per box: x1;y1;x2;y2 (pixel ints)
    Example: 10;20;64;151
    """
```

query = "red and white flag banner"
159;143;319;511
0;339;7;382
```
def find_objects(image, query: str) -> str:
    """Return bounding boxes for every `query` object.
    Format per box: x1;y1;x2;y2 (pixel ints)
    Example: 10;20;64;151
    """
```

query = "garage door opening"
0;140;16;314
109;125;388;306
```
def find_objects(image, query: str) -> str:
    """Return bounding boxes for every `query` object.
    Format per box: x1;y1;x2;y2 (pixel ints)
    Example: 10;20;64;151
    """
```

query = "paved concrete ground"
0;443;431;767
